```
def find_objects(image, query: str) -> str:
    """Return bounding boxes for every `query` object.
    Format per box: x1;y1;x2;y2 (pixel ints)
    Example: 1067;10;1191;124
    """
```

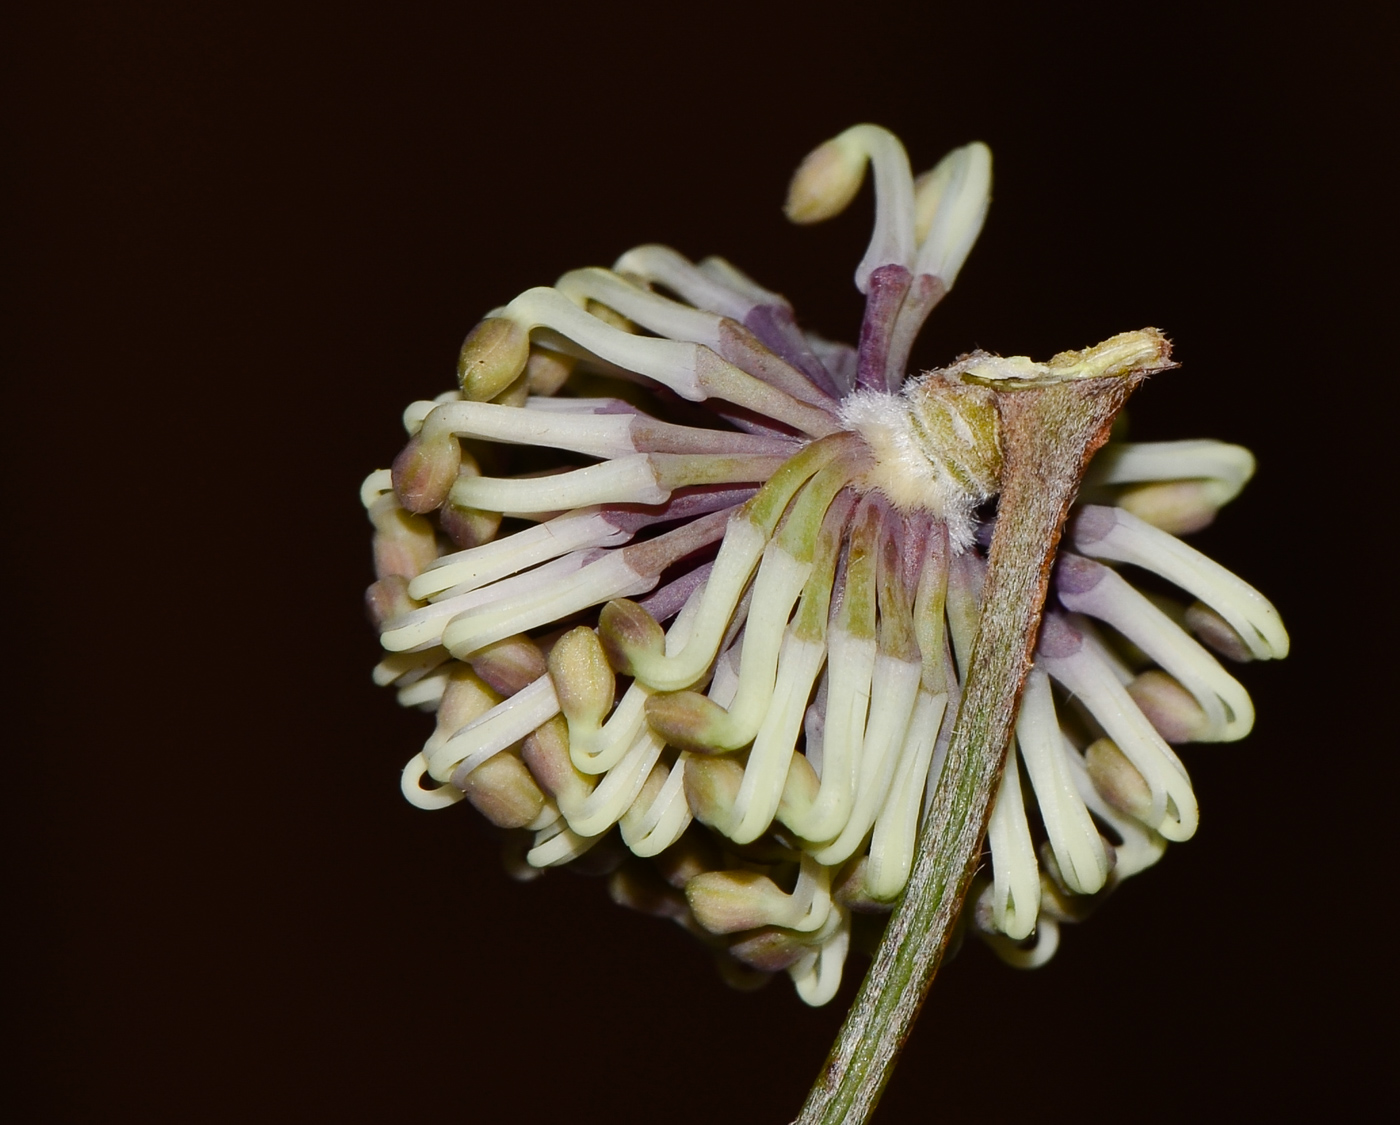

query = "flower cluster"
363;125;1287;1004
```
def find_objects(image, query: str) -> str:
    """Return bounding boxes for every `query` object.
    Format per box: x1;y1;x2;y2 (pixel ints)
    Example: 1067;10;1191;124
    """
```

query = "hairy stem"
794;373;1144;1125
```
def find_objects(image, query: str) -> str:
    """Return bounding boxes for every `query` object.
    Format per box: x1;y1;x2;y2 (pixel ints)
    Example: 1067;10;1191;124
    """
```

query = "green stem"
794;373;1144;1125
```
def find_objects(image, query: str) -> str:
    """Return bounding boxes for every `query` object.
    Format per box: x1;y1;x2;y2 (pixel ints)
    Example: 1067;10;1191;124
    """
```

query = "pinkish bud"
683;756;744;830
1114;480;1222;535
1084;737;1154;822
686;869;794;934
368;494;439;579
1185;600;1255;663
1127;670;1212;743
391;431;461;514
598;599;665;676
520;716;595;808
644;691;731;753
608;859;690;920
365;575;419;629
467;634;548;697
652;830;722;890
727;926;809;972
453;751;546;828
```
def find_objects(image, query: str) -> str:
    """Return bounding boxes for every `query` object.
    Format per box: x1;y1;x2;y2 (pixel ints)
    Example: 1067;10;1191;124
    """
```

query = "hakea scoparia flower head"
362;124;1287;1005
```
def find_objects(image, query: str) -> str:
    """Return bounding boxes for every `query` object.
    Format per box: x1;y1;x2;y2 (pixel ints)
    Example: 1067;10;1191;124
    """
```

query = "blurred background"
9;3;1389;1120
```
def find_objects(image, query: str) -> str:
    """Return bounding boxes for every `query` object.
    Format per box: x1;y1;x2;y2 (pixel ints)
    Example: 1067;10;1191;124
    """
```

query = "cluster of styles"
363;125;1287;1005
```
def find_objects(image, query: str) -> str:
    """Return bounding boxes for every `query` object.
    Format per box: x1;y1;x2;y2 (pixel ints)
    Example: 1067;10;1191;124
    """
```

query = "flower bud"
727;926;810;972
368;493;439;579
645;691;733;753
785;136;867;224
831;856;894;914
435;448;502;548
652;829;722;890
1114;479;1232;535
436;666;502;732
776;752;820;826
598;598;665;676
453;751;546;828
365;575;418;629
1127;670;1213;743
584;298;636;334
468;634;548;697
686;869;796;934
525;347;575;396
1084;737;1154;823
547;627;616;731
608;858;690;920
520;715;594;812
458;316;530;402
1185;600;1255;663
683;756;744;830
619;763;670;840
391;430;461;514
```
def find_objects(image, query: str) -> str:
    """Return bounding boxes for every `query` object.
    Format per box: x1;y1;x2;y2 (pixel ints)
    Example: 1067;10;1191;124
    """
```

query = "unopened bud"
548;627;616;731
832;856;894;914
598;599;665;676
619;762;670;839
713;954;773;992
686;869;796;934
520;715;595;809
368;493;439;578
1127;670;1212;743
1084;737;1154;822
584;298;636;334
645;691;732;753
453;751;546;828
608;859;689;920
683;756;744;830
436;666;502;733
365;575;419;629
727;926;810;972
1185;600;1255;663
777;752;821;826
525;347;575;396
391;431;461;514
652;829;722;889
490;371;530;408
1114;480;1232;536
1045;327;1174;382
1037;846;1106;922
468;634;548;697
438;498;501;550
785;135;867;224
458;316;530;402
435;449;502;548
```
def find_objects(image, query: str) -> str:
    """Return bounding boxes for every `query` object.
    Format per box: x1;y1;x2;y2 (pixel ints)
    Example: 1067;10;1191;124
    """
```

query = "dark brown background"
8;3;1391;1120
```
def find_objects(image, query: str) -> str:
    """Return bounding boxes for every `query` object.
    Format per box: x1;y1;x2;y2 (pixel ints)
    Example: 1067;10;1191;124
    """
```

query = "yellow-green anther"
1083;736;1155;823
683;756;745;833
547;626;616;739
458;316;530;401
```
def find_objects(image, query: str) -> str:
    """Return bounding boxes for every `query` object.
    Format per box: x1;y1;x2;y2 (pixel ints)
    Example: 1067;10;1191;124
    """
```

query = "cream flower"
362;124;1286;1005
